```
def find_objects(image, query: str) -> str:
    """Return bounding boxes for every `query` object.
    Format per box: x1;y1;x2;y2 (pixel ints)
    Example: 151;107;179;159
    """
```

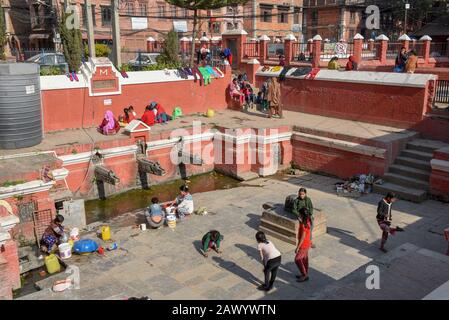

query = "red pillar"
420;35;432;66
398;34;411;51
245;59;260;85
146;37;155;52
353;33;364;64
376;34;389;64
312;35;322;68
284;34;296;66
180;38;189;53
259;35;270;65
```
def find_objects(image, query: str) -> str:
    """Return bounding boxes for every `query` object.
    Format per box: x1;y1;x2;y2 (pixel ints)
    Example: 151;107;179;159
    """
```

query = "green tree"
159;29;180;66
165;0;249;67
0;5;6;59
60;12;83;72
85;43;112;58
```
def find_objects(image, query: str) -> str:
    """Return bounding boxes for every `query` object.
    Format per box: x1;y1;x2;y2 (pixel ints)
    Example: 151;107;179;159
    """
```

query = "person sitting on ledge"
98;110;120;135
405;50;418;74
229;78;244;106
345;55;358;71
170;185;194;220
201;230;223;258
151;102;170;124
140;105;156;126
145;197;165;229
40;214;65;254
328;56;340;70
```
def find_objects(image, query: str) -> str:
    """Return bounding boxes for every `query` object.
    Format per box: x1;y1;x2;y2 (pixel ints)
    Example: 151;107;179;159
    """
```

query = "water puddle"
84;171;240;224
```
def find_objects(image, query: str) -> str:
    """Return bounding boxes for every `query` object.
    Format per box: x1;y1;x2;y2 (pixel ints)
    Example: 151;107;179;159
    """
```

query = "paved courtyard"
19;172;449;300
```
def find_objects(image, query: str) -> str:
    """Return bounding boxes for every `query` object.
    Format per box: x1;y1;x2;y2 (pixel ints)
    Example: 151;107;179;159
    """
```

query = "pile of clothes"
335;174;375;198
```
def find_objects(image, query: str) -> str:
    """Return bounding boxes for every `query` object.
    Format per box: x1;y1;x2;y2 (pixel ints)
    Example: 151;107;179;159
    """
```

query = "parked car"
26;53;69;74
128;53;160;68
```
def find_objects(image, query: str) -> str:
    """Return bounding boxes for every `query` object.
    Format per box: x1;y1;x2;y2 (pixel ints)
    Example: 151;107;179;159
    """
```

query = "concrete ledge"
292;132;386;159
431;159;449;173
259;203;327;246
279;69;437;88
0;181;54;200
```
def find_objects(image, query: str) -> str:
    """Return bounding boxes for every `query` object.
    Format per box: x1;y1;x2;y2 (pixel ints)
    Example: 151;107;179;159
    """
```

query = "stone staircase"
374;139;447;203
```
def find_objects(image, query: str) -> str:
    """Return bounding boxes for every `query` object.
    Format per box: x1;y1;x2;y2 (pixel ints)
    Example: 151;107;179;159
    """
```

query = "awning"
29;33;50;40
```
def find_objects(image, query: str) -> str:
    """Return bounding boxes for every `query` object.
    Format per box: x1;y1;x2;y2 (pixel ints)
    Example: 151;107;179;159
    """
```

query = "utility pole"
85;0;95;58
404;1;410;35
111;0;121;67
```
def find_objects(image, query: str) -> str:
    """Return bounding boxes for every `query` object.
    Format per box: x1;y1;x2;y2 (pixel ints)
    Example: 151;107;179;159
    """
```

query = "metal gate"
17;201;37;223
32;209;53;247
434;80;449;105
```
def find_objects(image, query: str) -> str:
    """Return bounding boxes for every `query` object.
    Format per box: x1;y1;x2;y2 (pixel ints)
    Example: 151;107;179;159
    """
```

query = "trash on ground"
336;174;376;198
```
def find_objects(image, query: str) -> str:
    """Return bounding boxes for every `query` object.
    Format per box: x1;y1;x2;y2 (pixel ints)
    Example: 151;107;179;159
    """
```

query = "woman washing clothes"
98;110;120;135
40;214;65;254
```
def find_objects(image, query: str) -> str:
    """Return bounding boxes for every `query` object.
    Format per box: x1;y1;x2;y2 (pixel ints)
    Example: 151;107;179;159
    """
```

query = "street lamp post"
404;1;410;35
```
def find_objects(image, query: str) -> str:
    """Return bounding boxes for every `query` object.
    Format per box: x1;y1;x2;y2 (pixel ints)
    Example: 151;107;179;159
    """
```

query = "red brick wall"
41;74;230;133
430;169;449;201
0;239;20;292
292;139;386;179
256;76;428;129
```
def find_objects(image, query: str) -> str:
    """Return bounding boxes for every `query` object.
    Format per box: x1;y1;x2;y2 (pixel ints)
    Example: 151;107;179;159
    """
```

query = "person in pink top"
256;231;282;292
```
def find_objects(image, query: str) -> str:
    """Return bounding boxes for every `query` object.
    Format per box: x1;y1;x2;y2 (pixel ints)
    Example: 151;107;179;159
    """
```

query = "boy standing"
377;192;404;253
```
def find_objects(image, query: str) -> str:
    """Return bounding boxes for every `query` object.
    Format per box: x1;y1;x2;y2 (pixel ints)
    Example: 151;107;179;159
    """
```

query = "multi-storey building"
302;0;366;41
242;0;304;41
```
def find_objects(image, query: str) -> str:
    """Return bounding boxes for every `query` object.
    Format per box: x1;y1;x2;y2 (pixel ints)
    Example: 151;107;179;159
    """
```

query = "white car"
128;53;160;68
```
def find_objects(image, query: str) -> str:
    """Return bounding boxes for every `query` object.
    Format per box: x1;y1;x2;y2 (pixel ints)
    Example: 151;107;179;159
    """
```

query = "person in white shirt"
170;185;194;219
256;231;282;291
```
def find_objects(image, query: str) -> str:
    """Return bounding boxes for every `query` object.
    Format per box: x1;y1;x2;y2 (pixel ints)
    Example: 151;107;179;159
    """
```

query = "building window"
311;10;318;27
350;11;356;24
91;4;96;26
260;7;272;23
126;1;134;15
158;5;165;20
294;8;300;24
101;6;111;26
278;8;289;24
209;22;220;34
138;3;147;17
227;22;234;31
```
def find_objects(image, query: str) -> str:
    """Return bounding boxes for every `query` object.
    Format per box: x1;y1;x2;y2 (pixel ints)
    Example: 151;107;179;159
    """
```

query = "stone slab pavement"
18;172;449;300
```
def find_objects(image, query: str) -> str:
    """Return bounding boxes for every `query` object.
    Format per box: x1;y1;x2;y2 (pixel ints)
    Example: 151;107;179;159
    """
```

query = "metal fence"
361;42;379;60
292;42;312;61
434;80;449;105
430;42;448;58
410;42;424;57
386;42;402;60
243;42;259;58
11;48;57;61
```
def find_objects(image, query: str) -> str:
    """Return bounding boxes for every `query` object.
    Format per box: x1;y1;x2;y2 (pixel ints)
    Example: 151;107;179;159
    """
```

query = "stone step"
373;182;427;203
406;139;448;154
395;156;432;171
388;164;430;181
259;225;297;246
401;149;433;162
384;172;429;190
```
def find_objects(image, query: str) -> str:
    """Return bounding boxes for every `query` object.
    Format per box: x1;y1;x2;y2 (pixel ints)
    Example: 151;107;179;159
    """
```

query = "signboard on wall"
173;20;188;33
131;17;148;30
292;24;302;33
267;43;284;56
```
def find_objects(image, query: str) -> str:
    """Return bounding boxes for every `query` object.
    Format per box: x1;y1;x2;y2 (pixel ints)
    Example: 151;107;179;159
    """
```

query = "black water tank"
0;63;43;149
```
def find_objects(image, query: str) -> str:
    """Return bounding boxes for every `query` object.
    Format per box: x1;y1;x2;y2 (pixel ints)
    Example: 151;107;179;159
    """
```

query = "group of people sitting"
144;185;194;228
229;73;256;109
97;102;171;135
394;47;419;74
328;55;358;71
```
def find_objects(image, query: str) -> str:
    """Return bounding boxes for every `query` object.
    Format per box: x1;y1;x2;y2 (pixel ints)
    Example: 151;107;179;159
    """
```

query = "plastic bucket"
58;243;72;259
167;215;176;229
140;224;147;231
